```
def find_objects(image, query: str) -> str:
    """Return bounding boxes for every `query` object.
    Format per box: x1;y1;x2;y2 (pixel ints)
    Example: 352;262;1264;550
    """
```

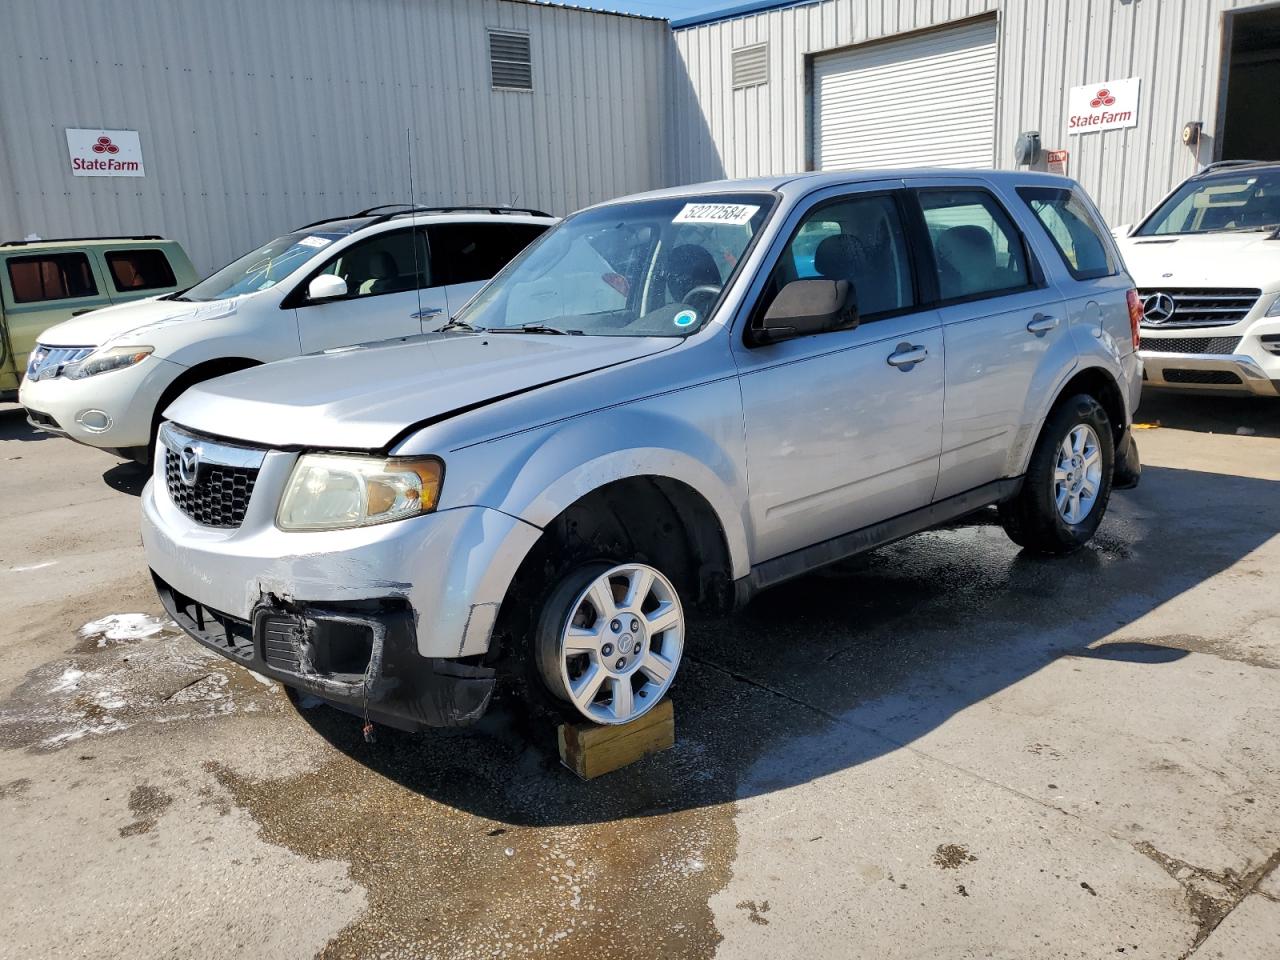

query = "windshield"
1136;169;1280;236
453;193;776;336
182;221;366;301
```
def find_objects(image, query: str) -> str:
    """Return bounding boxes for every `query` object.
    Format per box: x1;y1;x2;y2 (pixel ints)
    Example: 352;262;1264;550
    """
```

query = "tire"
532;560;685;726
999;393;1114;555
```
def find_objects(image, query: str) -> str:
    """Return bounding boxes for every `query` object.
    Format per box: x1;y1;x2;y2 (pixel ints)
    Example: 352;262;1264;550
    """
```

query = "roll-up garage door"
812;18;998;170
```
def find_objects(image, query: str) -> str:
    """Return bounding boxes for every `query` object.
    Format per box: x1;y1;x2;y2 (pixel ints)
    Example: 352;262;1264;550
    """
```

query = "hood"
1116;231;1280;289
35;296;242;349
165;332;678;449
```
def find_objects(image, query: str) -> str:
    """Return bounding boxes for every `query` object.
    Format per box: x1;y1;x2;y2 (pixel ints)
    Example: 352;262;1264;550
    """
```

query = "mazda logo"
1142;292;1176;324
178;444;201;487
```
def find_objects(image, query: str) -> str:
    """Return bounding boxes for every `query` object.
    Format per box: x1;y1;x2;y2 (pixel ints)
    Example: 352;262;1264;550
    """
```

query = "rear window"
1018;187;1117;280
6;253;98;304
105;248;177;292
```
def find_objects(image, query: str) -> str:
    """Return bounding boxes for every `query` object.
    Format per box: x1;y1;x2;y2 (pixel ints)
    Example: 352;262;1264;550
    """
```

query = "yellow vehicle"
0;236;197;400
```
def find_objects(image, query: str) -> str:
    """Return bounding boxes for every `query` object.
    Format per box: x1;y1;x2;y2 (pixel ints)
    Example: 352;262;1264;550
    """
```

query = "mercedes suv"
1113;160;1280;397
142;170;1143;733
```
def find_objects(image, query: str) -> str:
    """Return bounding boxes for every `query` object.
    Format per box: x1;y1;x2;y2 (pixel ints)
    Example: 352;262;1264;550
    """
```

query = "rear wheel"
999;393;1114;555
534;561;684;725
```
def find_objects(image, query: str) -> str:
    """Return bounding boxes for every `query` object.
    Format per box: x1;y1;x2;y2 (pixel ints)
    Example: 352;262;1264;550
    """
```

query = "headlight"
65;345;153;379
1266;293;1280;317
277;454;443;531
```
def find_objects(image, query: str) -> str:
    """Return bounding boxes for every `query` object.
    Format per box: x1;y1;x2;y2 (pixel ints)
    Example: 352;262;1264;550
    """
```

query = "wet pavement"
1;391;1278;958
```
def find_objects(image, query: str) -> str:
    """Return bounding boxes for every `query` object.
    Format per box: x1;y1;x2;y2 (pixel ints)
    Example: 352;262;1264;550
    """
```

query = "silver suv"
142;170;1144;732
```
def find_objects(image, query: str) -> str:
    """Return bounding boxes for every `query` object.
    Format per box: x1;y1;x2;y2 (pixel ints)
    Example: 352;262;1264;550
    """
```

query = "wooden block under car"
557;698;675;780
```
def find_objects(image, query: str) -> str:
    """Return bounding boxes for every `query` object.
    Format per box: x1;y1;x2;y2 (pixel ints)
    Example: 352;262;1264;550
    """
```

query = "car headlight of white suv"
1265;293;1280;317
65;345;154;379
277;454;443;531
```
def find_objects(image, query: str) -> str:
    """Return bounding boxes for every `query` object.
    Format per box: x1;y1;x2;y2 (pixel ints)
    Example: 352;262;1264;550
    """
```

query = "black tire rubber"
532;562;616;713
999;393;1115;555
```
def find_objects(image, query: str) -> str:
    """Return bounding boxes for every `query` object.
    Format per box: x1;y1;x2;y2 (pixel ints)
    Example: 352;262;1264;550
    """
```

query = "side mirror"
307;274;348;301
754;279;858;345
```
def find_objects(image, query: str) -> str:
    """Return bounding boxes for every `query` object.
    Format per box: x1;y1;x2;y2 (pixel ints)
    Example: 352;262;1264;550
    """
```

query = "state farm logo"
1068;78;1137;132
71;135;140;173
1088;89;1117;108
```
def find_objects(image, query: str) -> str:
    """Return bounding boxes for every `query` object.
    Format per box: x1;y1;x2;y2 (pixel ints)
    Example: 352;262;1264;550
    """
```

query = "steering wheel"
680;283;722;317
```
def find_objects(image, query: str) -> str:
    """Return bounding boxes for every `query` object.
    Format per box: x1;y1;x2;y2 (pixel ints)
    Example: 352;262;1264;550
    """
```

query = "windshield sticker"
673;309;698;328
297;235;333;249
673;203;761;226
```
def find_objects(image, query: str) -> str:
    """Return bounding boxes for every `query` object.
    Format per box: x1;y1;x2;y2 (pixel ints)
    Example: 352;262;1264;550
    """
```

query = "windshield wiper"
439;317;481;332
489;323;582;336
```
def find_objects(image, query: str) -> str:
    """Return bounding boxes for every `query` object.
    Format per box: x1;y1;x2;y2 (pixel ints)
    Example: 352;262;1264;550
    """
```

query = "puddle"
0;615;283;752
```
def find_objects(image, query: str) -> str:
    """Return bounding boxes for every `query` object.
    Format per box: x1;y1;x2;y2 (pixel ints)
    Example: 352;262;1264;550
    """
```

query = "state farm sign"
1067;77;1140;134
66;128;145;177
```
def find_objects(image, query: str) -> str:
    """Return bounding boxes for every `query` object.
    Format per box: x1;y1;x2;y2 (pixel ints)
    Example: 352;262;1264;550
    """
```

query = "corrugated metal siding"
671;0;1277;226
813;18;998;170
0;0;671;272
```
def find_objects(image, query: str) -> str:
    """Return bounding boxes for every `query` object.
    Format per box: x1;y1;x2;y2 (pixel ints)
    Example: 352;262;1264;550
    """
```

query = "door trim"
736;475;1022;600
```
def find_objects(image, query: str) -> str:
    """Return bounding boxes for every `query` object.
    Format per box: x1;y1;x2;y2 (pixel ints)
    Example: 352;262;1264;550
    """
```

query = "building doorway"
1221;5;1280;160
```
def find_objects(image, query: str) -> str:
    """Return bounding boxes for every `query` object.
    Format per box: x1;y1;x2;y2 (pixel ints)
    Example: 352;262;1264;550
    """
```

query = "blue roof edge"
670;0;818;29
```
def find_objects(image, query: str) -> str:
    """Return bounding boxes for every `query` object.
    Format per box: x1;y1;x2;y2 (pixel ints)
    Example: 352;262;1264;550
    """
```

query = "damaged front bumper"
154;574;496;729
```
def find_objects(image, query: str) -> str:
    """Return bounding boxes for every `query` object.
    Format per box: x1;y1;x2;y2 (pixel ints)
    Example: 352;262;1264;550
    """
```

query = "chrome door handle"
1027;313;1059;334
412;307;443;319
887;344;928;368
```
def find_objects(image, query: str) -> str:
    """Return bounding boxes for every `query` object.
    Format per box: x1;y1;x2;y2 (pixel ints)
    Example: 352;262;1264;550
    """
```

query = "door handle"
1027;313;1059;334
412;307;443;319
887;343;928;368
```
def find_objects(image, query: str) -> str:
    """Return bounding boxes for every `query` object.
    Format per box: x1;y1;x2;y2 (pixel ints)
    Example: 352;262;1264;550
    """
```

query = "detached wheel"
999;394;1114;555
535;562;684;725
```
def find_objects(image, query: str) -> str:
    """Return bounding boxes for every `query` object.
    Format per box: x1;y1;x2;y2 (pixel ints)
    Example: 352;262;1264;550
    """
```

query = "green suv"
0;237;197;400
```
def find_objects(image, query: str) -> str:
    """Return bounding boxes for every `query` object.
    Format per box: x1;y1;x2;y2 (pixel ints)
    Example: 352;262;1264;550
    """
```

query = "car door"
0;248;114;390
731;185;945;563
428;221;550;317
904;179;1069;501
292;226;449;353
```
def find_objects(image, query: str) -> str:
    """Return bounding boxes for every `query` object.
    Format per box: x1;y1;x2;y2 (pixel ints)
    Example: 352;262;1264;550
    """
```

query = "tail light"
1126;289;1143;351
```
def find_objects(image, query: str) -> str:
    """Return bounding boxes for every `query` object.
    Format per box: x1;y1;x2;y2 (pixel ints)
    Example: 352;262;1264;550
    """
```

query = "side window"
918;190;1032;300
1017;187;1117;280
316;228;427;299
5;253;98;304
104;249;178;292
768;193;915;319
428;222;547;285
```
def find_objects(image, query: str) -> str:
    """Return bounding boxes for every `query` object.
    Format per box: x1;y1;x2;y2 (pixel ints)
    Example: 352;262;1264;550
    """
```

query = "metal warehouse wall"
0;0;673;272
670;0;1274;227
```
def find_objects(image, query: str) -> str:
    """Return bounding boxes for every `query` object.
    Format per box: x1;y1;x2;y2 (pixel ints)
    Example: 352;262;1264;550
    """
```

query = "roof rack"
1194;159;1274;176
367;205;553;225
1;234;163;247
293;204;553;232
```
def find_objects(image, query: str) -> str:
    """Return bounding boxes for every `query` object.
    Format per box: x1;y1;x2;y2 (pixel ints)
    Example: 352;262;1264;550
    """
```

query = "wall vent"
489;30;532;90
732;42;768;89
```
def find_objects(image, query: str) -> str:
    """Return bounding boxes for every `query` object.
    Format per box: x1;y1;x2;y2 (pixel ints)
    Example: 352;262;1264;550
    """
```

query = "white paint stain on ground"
5;561;57;573
79;613;173;646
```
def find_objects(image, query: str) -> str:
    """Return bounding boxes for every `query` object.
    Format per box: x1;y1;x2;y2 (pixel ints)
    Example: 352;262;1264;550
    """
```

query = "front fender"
442;382;752;581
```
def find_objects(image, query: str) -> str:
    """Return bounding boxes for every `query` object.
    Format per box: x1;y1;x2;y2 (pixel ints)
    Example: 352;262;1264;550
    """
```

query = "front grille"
1140;335;1240;355
26;344;94;381
1138;288;1260;328
1163;369;1243;385
164;448;259;528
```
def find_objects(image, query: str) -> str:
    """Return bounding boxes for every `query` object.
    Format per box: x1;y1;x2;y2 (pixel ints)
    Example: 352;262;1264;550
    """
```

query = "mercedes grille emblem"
1141;292;1176;325
178;444;201;487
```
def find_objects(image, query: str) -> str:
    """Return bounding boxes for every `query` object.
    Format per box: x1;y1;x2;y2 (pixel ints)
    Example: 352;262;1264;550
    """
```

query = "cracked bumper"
153;575;496;728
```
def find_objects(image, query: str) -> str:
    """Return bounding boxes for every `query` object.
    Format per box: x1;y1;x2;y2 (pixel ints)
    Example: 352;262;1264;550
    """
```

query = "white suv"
1114;161;1280;397
19;206;556;461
